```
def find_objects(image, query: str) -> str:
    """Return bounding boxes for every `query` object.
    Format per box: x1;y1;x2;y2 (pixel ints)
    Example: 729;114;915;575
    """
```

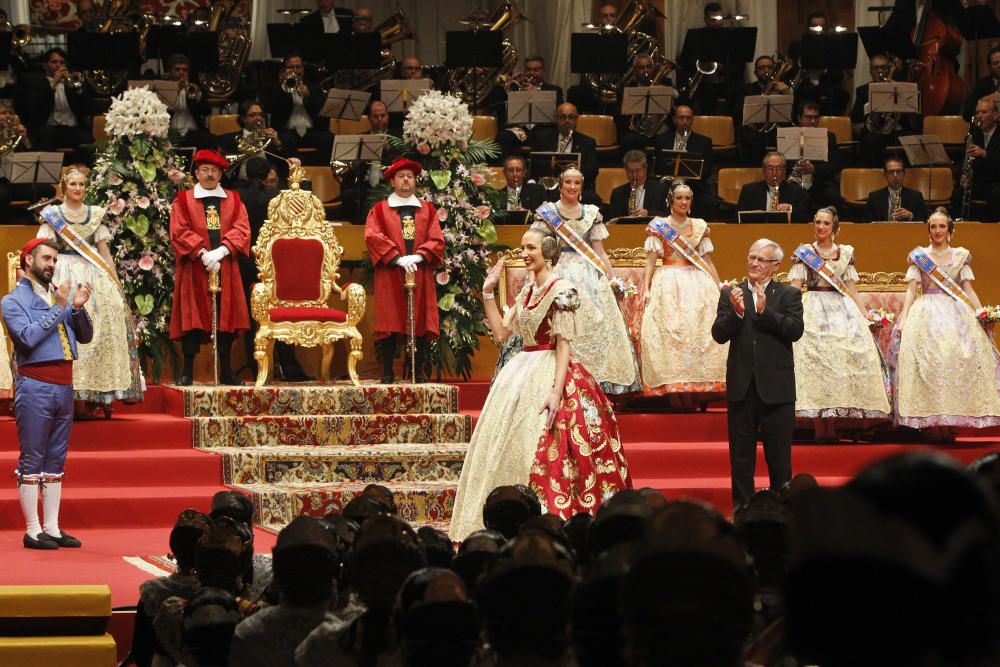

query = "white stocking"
19;483;41;538
41;480;62;536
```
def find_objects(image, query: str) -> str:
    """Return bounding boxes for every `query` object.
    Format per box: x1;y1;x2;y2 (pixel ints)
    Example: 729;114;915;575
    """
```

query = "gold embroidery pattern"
206;205;221;231
401;213;415;241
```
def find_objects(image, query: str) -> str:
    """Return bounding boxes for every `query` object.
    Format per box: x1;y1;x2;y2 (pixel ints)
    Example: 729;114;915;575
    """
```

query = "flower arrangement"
609;276;638;299
867;307;896;329
87;87;187;381
976;305;1000;324
381;93;502;378
719;280;732;291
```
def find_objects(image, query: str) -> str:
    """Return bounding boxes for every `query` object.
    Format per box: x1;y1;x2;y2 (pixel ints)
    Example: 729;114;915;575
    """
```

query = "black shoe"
220;373;244;386
381;372;395;384
279;370;313;383
176;375;193;387
24;533;59;550
43;531;81;548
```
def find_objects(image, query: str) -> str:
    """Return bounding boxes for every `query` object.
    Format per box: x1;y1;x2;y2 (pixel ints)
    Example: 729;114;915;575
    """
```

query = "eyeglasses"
747;254;780;264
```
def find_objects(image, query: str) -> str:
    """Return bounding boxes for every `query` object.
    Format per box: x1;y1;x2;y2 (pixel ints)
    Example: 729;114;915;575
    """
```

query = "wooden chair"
301;166;341;204
92;115;107;142
472;115;498;142
818;115;856;150
330;115;371;135
840;168;884;208
208;114;240;136
923;115;969;146
577;115;619;155
596;167;627;203
905;167;953;206
692;116;737;153
716;167;759;207
251;167;366;386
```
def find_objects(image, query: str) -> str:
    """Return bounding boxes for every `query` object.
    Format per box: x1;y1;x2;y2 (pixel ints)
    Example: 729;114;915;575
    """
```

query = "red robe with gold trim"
364;199;444;338
169;188;251;338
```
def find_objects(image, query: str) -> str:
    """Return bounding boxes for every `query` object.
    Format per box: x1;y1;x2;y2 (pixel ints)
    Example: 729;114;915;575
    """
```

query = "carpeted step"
218;444;468;485
193;413;471;449
0;449;221;487
233;480;457;529
174;383;459;417
0;414;194;453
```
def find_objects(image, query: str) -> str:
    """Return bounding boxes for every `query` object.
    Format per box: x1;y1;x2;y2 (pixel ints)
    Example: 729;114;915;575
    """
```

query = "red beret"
20;237;49;269
193;149;230;171
383;158;422;181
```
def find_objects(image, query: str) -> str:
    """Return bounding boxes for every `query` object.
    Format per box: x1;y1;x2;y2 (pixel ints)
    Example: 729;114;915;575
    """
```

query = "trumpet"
185;81;203;102
628;179;639;215
281;74;300;94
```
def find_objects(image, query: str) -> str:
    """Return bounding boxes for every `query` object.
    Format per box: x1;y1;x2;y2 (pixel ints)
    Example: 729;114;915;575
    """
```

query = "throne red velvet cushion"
268;307;347;323
272;238;324;301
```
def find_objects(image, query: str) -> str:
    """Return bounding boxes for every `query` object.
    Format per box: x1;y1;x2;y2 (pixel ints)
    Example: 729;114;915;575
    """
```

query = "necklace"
814;242;838;259
557;201;581;219
57;203;89;224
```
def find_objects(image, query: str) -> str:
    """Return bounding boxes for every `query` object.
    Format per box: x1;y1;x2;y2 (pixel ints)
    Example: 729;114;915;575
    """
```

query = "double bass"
912;0;963;116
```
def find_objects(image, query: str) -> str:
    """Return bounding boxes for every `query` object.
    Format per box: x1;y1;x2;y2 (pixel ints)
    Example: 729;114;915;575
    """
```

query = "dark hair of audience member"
452;529;506;595
572;543;639;667
182;588;242;667
395;568;480;667
342;494;390;525
417;526;454;568
482;485;541;539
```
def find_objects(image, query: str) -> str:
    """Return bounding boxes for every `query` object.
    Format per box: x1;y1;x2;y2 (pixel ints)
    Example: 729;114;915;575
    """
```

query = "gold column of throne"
251;167;366;386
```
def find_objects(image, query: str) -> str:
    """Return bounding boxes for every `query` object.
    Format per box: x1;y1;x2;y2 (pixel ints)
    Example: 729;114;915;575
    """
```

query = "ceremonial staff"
405;270;416;384
209;269;221;385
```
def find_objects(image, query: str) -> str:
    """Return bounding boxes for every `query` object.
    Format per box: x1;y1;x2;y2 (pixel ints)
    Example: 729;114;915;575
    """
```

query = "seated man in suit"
338;100;399;224
493;55;564;158
217;100;292;183
265;53;333;165
164;54;214;149
952;96;1000;222
865;157;927;222
21;48;93;163
0;99;55;213
734;55;792;165
608;149;667;219
787;101;842;213
654;103;718;220
533;103;599;191
498;154;546;217
615;53;674;156
736;151;811;223
298;0;353;33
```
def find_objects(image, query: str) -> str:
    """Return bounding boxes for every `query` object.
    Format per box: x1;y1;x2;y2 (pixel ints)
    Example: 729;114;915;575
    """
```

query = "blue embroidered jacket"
1;277;94;367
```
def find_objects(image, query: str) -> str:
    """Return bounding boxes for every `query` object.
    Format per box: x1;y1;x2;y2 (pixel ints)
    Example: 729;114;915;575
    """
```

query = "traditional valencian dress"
892;246;1000;428
0;336;11;398
788;243;890;419
449;275;631;540
531;204;640;394
38;205;143;403
640;216;727;393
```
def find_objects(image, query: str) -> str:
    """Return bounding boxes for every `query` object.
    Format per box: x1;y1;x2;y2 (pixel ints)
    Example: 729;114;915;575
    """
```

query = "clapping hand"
55;279;71;308
72;281;92;308
754;282;766;315
483;260;504;294
729;284;745;317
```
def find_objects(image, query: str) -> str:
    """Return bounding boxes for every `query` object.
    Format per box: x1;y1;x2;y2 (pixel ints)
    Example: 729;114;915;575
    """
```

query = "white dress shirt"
287;91;313;137
46;78;77;127
322;11;341;33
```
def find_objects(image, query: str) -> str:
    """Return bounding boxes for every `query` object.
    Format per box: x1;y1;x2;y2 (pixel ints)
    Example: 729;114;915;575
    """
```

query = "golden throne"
251;165;366;386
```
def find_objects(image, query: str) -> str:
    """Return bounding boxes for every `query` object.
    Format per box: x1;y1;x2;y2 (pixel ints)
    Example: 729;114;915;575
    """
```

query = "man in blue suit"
2;239;93;550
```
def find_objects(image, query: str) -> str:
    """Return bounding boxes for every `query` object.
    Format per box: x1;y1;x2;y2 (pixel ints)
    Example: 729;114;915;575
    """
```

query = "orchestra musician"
21;48;93;163
265;53;333;165
499;154;546;213
675;3;739;115
865;157;927;223
615;53;674;156
735;55;792;165
492;56;564;159
338;100;397;225
298;0;354;34
653;103;719;220
216;100;291;181
598;4;618;25
962;45;1000;121
953;97;1000;222
736;151;811;223
164;54;215;150
608;149;667;220
850;54;906;168
352;7;375;33
400;56;424;80
785;101;842;213
0;99;52;211
533;103;599;195
788;12;850;117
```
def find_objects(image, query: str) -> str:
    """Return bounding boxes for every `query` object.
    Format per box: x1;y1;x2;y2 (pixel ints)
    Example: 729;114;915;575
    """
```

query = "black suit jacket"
712;280;804;404
608;178;668;218
736;180;812;223
298;8;354;34
499;182;547;213
865;186;928;222
532;130;599;189
20;72;91;138
264;83;327;132
962;75;999;120
653;130;714;181
850;83;870;126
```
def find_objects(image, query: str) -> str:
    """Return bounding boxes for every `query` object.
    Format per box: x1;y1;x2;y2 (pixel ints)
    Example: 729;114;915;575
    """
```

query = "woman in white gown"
37;168;143;411
449;227;631;540
530;167;639;394
788;207;891;442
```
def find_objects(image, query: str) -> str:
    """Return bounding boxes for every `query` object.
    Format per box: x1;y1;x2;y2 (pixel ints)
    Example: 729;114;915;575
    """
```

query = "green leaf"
134;293;154;315
136;162;157;182
438;292;456;311
125;214;149;237
429;170;451;190
478;219;497;244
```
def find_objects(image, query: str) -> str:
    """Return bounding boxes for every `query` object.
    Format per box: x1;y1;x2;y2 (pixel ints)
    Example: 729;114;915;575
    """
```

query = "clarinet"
960;119;978;220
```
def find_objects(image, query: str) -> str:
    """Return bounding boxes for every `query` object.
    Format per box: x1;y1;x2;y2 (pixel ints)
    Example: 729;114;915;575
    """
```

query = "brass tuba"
864;56;905;136
0;113;23;157
585;0;669;105
320;5;416;94
199;1;252;101
4;22;32;67
447;1;523;107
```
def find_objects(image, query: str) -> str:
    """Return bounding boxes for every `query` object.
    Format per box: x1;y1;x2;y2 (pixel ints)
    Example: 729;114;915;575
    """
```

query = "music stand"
679;26;757;82
570;32;628;74
320;89;371;120
900;134;951;204
148;25;186;69
653;149;704;182
381;79;432;114
737;210;791;223
266;23;321;61
621;86;675;118
322;33;382;73
799;31;858;70
68;31;141;71
776;127;828;162
743;95;794;128
129;80;181;110
9;152;64;203
867;82;920;119
507;90;557;125
529;151;581;189
858;25;918;61
186;32;222;70
331;134;386;221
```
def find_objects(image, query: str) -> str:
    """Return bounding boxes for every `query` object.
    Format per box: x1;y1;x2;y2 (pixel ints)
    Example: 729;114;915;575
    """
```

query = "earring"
545;258;553;267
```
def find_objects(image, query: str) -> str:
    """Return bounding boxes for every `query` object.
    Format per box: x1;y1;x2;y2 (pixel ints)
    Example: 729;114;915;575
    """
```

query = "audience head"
209;491;254;527
362;484;398;515
746;238;783;283
342;494;390;525
273;516;344;606
182;588;242;667
348;514;427;612
622;149;647;186
482;484;542;538
396;568;479;667
762;151;787;187
556;102;579;136
589;489;653;557
170;509;210;574
453;528;506;594
196;516;252;594
244;156;270;185
368;99;389;133
417;526;454;568
883;156;906;190
572;544;636;667
970;453;1000;504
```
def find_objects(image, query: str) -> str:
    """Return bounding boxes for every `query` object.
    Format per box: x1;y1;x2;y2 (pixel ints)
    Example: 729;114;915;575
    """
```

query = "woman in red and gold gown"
449;227;631;540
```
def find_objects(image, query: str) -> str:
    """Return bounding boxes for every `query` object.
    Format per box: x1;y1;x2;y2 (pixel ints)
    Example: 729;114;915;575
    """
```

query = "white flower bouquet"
104;86;171;139
402;90;474;153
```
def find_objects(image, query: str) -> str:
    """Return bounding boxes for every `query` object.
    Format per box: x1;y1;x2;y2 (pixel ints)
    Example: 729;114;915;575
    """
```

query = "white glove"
204;259;221;273
397;254;423;274
201;246;230;267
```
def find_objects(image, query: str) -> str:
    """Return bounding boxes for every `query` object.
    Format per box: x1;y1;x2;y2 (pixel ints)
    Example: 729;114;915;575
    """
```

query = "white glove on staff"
201;246;230;267
396;254;424;274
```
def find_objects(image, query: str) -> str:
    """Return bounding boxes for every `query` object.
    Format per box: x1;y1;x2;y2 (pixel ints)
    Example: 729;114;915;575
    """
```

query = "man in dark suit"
614;53;674;156
21;48;93;162
533;102;599;191
338;99;398;224
608;149;667;219
493;55;564;157
736;152;811;222
850;54;909;167
734;55;792;165
298;0;353;34
953;96;1000;221
217;100;293;183
498;154;546;218
711;239;804;508
865;157;927;222
787;101;842;213
164;54;215;149
654;103;718;220
265;53;333;164
962;45;1000;121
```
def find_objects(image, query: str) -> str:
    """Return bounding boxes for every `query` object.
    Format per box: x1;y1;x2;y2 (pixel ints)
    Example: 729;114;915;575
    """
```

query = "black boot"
177;354;195;386
378;337;396;384
414;338;429;384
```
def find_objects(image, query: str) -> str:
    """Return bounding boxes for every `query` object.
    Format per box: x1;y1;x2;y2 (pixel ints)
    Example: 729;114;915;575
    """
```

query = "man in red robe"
169;149;251;385
364;157;444;383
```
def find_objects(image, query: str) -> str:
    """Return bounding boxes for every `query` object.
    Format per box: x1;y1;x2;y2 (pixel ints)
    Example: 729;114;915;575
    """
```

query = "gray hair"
762;151;786;168
750;238;783;262
622;149;647;167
